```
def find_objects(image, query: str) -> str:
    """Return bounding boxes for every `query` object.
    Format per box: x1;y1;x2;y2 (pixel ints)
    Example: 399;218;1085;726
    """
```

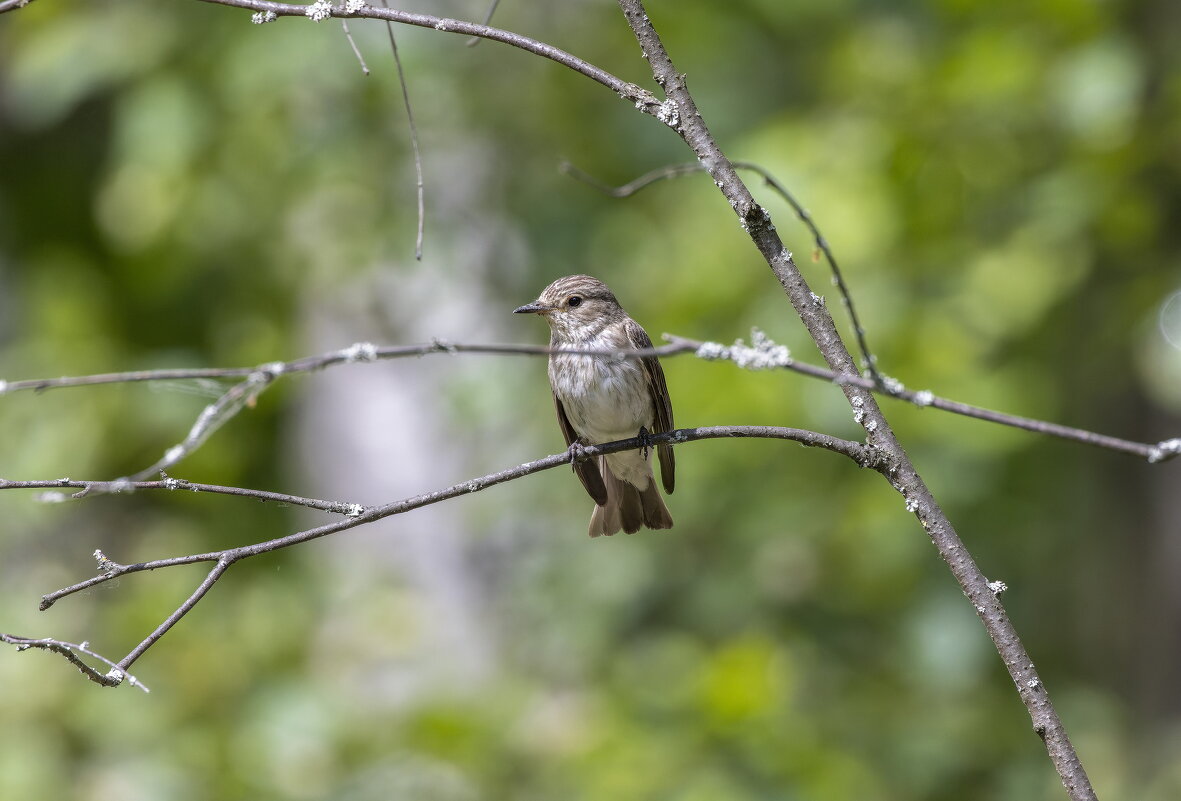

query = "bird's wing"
553;392;609;506
626;318;676;495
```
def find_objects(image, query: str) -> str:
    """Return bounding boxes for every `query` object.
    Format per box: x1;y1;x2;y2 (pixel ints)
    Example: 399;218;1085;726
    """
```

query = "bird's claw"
566;441;590;464
638;426;654;460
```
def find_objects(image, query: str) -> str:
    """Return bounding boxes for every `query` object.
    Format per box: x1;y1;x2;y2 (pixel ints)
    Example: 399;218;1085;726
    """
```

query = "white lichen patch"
305;1;333;22
1149;438;1181;464
655;99;680;128
342;341;379;362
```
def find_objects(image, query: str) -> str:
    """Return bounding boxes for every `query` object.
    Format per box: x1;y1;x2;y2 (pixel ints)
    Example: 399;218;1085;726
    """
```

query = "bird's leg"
637;426;654;460
566;439;591;466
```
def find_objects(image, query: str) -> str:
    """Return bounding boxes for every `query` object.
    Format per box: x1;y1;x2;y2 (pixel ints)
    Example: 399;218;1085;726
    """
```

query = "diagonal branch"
118;559;231;671
15;424;870;686
616;2;1097;798
561;159;886;387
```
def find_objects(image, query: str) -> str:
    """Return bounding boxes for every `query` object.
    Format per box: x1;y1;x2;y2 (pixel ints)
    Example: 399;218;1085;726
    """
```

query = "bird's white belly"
551;355;654;487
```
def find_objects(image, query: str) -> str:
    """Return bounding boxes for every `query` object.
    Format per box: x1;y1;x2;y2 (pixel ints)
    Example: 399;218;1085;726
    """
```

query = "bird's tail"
588;458;673;537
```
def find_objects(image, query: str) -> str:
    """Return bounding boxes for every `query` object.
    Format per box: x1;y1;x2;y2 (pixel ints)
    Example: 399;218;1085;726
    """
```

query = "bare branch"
192;0;664;114
22;425;869;681
0;633;150;692
561;159;886;387
0;0;38;14
380;0;426;260
670;334;1170;462
340;19;371;74
3;337;1170;466
616;2;1097;797
0;476;366;516
121;370;276;483
465;0;501;47
42;424;873;603
0;340;690;394
117;560;231;671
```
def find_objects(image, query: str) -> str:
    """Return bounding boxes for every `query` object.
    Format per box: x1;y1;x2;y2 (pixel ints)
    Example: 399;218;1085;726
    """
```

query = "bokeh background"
2;1;1180;799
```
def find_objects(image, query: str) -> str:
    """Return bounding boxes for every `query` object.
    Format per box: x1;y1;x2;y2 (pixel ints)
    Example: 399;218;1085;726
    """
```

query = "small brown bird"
514;275;675;537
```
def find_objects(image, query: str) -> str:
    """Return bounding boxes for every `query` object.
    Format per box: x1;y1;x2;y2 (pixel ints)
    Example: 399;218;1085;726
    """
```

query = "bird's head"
513;274;624;341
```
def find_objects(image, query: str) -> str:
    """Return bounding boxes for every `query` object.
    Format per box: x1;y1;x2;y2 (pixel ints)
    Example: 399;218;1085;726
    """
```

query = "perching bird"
514;275;675;536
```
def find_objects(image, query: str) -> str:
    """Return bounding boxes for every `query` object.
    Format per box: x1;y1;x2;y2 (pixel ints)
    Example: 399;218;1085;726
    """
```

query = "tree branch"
11;425;870;685
0;0;37;13
0;4;1148;794
0;476;366;515
668;334;1172;462
562;158;887;388
0;633;149;692
2;337;1169;466
378;0;426;260
192;0;664;113
616;2;1097;798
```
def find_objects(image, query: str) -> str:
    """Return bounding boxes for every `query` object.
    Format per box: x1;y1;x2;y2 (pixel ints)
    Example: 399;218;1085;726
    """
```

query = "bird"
514;274;675;537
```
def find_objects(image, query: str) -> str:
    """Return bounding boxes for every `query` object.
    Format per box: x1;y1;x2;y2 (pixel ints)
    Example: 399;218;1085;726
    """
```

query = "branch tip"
1148;438;1181;464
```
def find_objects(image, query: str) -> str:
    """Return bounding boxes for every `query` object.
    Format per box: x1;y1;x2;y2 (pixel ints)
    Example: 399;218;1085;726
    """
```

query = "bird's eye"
567;296;583;308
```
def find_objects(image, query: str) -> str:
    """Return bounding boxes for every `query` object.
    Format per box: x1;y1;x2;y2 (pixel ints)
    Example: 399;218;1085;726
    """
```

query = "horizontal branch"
666;335;1175;462
0;340;693;393
3;336;1172;467
0;477;365;516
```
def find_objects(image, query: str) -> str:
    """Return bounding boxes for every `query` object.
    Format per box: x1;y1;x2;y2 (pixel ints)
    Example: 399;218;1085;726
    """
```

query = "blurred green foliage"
1;1;1180;799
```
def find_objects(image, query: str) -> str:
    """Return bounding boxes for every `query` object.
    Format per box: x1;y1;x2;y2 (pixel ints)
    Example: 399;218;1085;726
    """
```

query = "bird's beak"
513;301;552;315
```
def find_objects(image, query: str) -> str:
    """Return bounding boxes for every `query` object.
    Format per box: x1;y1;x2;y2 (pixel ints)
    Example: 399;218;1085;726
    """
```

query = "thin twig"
380;0;425;260
122;370;276;483
617;2;1097;797
465;0;501;47
0;477;367;516
117;560;231;671
560;159;886;387
0;633;149;692
340;19;371;74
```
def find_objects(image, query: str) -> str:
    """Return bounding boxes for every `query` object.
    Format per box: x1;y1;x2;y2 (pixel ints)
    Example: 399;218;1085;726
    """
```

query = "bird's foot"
566;440;590;465
638;426;654;459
